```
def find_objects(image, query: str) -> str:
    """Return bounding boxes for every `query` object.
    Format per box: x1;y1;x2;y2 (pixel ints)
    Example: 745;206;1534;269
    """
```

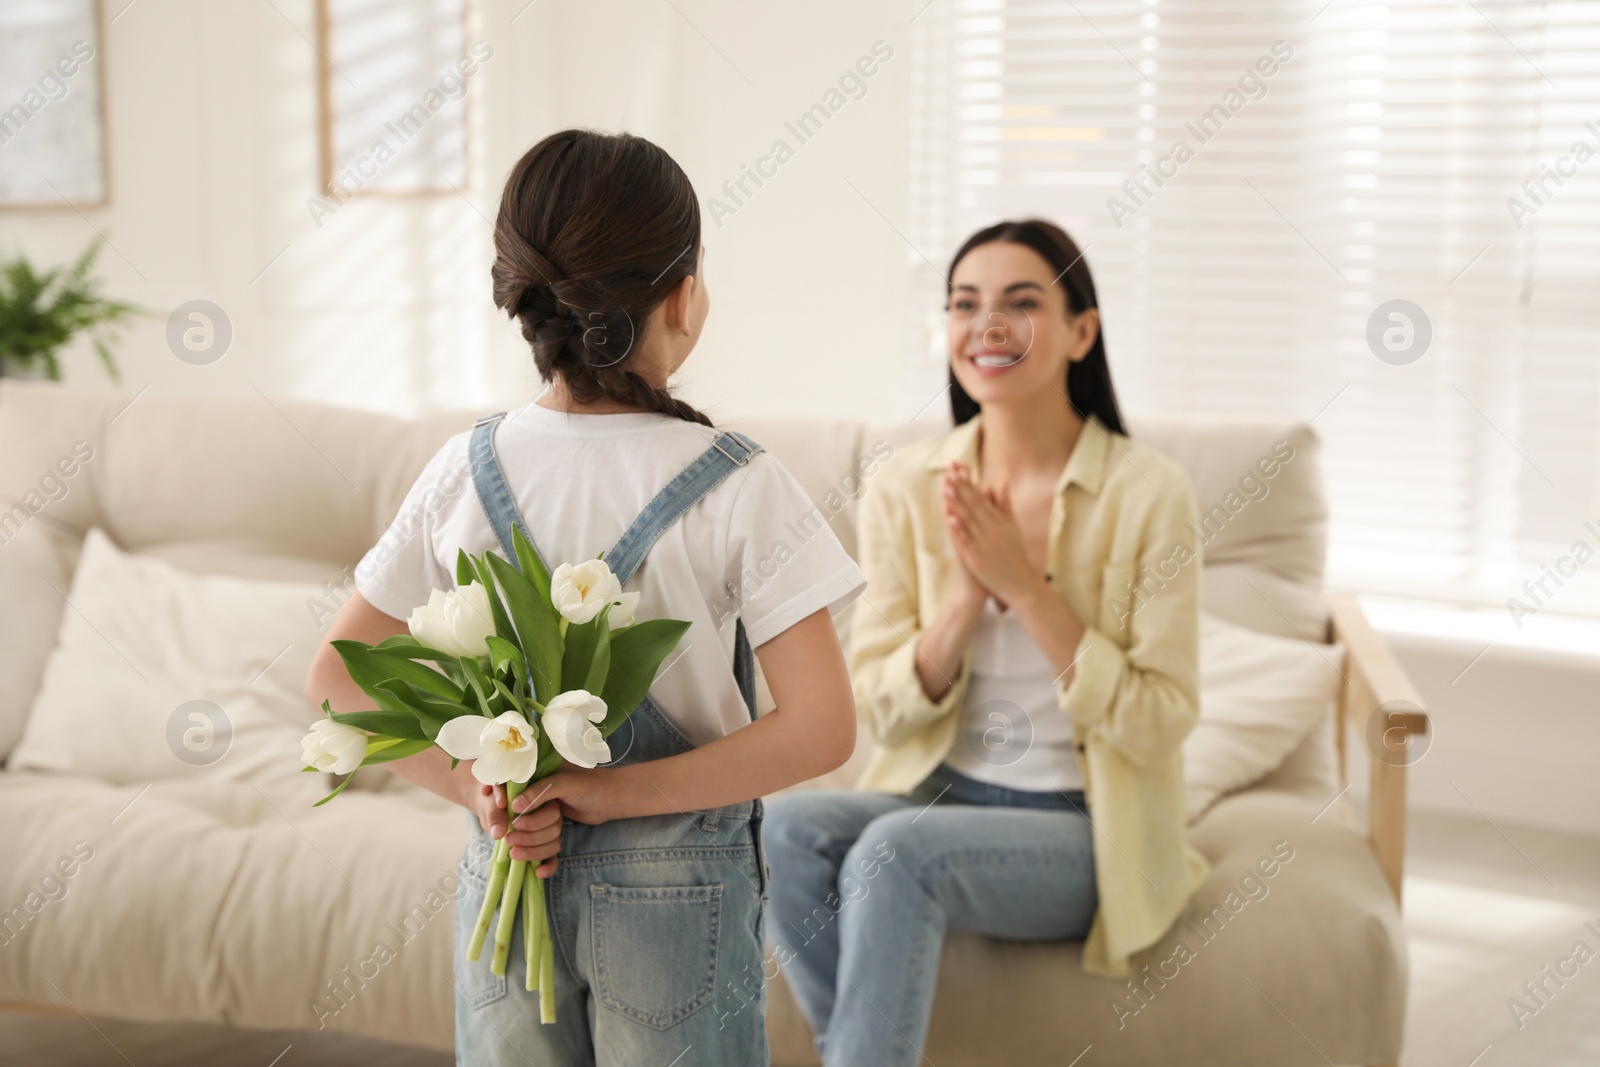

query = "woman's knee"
839;808;929;897
764;790;900;861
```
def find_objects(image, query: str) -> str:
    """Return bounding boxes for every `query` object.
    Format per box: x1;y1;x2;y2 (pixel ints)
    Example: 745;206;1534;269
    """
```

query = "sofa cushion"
8;527;326;789
1184;613;1343;823
1128;416;1327;640
0;520;69;760
0;771;460;1051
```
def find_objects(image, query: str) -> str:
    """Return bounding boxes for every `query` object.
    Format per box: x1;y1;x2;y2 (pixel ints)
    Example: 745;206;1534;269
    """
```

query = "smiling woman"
763;219;1211;1067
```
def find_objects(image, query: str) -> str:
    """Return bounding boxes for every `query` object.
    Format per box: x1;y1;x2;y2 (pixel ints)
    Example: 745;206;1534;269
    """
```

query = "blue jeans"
453;710;771;1066
762;763;1098;1067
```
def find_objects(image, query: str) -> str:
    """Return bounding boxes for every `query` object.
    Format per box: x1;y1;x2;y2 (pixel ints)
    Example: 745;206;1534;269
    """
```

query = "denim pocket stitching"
590;882;723;1030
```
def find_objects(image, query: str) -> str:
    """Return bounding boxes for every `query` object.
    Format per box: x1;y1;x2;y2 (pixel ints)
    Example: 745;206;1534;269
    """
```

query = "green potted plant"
0;237;139;382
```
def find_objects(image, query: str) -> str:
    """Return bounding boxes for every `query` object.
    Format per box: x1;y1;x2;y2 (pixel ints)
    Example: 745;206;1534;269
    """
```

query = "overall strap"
468;412;550;574
468;411;766;723
605;428;766;721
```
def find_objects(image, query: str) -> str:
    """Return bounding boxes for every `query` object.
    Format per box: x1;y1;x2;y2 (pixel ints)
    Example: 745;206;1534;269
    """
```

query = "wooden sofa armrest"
1326;594;1430;907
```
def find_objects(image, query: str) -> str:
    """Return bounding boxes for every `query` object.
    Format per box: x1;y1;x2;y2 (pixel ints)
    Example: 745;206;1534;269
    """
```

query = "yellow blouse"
849;410;1211;977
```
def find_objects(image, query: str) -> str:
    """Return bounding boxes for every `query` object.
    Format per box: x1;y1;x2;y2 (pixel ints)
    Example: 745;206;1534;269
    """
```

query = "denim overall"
455;411;773;1067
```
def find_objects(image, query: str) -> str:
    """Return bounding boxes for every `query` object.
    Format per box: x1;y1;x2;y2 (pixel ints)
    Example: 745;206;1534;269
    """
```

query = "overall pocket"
456;854;508;1009
590;882;724;1029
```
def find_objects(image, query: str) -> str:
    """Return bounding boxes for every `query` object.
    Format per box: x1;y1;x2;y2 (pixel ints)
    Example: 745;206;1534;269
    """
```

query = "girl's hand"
942;460;1046;610
512;766;626;828
506;779;565;877
465;779;564;877
466;781;510;842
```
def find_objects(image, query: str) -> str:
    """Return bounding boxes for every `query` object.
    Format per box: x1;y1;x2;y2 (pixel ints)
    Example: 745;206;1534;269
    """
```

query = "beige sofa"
0;381;1424;1065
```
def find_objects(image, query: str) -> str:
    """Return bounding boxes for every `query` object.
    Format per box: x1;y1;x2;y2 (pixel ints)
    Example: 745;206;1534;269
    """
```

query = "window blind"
908;0;1600;622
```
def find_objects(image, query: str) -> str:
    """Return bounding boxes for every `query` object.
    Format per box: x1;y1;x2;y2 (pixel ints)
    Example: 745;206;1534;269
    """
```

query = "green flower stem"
522;864;540;993
466;835;509;962
491;856;526;975
489;780;529;976
539;905;556;1023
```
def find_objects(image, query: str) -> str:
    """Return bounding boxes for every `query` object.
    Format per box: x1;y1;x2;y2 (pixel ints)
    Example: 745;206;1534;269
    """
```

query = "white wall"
1;0;915;422
1353;601;1600;839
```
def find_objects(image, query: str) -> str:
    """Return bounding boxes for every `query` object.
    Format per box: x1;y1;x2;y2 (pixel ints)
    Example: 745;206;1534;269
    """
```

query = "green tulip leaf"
332;639;463;703
359;737;432;765
598;618;690;735
326;709;429;741
485;550;563;704
510;524;553;604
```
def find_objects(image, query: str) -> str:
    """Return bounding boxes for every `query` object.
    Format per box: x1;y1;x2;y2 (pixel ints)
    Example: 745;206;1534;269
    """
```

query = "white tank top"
943;598;1085;793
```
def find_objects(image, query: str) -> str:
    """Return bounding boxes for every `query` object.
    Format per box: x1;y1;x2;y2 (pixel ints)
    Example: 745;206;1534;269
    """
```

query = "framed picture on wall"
0;0;109;208
315;0;479;200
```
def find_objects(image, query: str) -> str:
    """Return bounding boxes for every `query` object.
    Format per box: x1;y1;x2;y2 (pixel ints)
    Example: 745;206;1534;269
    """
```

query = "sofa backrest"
0;382;1328;739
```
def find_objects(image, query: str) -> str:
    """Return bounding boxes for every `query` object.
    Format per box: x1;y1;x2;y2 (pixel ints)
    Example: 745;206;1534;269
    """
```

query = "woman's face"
946;240;1099;407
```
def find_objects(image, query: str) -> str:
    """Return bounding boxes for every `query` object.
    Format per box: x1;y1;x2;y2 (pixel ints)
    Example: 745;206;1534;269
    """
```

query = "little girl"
306;129;865;1066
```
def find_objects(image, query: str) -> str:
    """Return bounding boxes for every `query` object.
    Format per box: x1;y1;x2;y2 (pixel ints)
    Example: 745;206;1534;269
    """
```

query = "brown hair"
492;129;713;427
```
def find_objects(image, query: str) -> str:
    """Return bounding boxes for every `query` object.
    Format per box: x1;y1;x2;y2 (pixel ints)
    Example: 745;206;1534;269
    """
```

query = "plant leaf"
560;611;603;694
313;772;357;807
492;677;525;715
327;709;429;740
360;737;432;765
584;603;613;694
486;635;523;676
371;635;460;663
332;639;464;703
456;548;476;588
470;552;516;641
460;656;497;717
510;523;553;603
485;550;563;704
370;679;461;740
598;618;690;735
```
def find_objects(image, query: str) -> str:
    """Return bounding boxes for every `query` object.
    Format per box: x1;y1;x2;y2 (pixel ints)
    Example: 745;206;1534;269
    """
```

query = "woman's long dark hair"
492;129;714;427
946;219;1126;435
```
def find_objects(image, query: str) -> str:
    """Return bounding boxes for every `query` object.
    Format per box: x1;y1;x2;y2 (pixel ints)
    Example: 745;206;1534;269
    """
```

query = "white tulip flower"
301;719;369;775
550;560;639;628
407;582;496;658
607;590;640;628
435;710;541;785
542;690;611;768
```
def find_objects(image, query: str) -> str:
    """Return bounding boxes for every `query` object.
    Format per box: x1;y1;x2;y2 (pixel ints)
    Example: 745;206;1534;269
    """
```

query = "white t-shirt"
354;401;867;746
942;598;1084;792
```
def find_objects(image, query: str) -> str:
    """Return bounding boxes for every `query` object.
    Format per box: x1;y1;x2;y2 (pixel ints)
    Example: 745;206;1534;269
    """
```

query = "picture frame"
314;0;476;201
0;0;110;209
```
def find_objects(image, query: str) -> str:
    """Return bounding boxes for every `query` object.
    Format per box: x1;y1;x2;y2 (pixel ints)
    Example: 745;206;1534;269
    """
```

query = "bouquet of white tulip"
299;526;688;1023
